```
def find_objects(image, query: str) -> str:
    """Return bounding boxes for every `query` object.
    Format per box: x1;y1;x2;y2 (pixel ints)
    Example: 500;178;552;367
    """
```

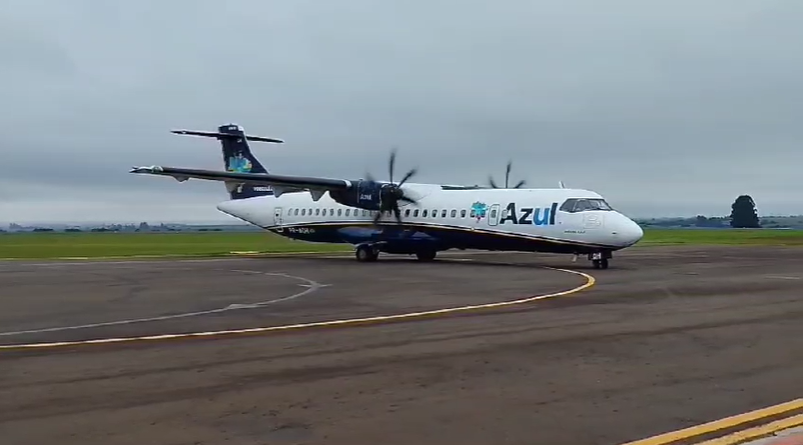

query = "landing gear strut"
588;251;612;270
415;249;437;261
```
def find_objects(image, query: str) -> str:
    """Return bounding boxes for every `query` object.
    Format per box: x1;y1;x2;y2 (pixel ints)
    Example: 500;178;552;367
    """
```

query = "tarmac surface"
0;245;801;445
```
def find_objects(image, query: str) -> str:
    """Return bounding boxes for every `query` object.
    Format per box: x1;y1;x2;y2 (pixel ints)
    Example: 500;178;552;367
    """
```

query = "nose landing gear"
588;250;612;269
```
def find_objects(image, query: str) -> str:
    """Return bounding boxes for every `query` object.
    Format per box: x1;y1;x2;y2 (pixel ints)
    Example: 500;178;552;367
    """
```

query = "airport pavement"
0;245;801;445
757;428;803;445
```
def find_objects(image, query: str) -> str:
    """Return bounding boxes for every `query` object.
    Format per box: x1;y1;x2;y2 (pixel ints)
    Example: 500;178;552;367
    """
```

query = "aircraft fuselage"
216;185;644;258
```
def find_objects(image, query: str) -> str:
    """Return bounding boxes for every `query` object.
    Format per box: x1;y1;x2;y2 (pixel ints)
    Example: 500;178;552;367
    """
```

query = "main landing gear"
354;243;438;262
355;244;379;262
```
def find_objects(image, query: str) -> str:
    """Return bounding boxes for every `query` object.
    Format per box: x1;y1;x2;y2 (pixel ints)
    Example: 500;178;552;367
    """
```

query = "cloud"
2;0;802;222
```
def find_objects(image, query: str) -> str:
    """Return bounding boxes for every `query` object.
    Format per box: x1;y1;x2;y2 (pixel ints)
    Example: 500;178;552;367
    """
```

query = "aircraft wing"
129;166;352;192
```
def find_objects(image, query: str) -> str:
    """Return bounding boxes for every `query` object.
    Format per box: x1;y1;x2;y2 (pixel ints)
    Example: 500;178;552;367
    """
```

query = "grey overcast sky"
2;0;802;224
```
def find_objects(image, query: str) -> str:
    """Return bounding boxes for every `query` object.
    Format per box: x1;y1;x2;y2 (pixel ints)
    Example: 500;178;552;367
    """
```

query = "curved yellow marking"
0;266;594;351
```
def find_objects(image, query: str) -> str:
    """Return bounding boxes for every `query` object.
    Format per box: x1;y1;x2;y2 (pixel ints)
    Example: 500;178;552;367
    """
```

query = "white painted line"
765;275;801;281
0;266;595;351
0;271;328;337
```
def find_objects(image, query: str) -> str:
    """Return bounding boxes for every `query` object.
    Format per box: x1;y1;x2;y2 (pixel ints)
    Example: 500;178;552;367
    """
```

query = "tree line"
637;194;768;229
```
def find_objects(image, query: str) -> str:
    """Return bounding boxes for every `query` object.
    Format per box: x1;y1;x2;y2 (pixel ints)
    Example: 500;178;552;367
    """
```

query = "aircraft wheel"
356;245;378;262
592;259;609;269
415;250;437;261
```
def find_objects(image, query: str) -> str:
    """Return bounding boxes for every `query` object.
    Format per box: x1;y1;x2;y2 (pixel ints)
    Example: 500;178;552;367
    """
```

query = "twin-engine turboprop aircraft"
131;124;643;269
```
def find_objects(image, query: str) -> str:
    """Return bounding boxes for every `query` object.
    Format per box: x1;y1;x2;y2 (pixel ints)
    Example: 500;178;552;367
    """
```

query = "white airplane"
131;124;644;269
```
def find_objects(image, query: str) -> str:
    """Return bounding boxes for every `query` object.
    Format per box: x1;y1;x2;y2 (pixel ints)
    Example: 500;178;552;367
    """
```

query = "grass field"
1;229;802;259
0;232;350;260
639;229;803;246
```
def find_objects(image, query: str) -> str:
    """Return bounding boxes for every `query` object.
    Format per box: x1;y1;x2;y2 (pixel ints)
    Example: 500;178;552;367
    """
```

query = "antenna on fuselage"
558;181;566;189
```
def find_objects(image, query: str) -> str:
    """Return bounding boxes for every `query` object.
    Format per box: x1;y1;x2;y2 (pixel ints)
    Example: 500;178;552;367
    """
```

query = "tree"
729;195;761;228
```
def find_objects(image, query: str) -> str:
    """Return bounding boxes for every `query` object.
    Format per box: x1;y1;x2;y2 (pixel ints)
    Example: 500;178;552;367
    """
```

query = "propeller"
489;160;526;189
368;149;419;226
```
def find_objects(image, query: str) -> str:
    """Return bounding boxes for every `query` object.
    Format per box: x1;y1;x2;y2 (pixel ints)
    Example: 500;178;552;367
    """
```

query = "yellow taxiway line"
621;399;803;445
695;414;803;445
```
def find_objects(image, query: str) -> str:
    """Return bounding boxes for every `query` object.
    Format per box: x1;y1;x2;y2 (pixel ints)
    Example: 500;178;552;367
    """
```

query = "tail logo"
227;153;252;173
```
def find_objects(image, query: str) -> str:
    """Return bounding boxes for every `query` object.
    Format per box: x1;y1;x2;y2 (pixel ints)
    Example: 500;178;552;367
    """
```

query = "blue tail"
171;123;283;200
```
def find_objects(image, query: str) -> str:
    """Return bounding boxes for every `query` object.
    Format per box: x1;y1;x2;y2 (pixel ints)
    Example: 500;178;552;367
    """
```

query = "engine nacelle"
329;180;384;211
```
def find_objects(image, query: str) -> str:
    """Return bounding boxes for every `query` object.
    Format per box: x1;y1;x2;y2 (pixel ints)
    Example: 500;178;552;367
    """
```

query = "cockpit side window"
587;198;613;211
573;199;592;212
559;198;614;213
559;199;578;212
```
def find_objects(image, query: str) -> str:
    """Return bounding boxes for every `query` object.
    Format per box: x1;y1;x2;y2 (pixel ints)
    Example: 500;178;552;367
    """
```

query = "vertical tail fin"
171;124;284;200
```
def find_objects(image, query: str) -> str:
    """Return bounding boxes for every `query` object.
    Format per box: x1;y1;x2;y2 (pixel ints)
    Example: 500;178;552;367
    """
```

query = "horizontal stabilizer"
171;129;284;144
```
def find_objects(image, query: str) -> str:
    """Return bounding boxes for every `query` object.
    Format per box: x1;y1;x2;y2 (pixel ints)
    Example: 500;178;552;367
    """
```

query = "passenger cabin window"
461;209;467;218
490;208;497;219
441;209;447;218
560;198;614;213
450;209;457;218
337;208;342;216
315;208;320;216
423;210;428;217
345;209;351;216
414;209;420;217
301;209;306;216
405;209;411;217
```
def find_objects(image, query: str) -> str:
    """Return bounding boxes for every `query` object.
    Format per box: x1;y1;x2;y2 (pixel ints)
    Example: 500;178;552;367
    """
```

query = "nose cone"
618;216;644;246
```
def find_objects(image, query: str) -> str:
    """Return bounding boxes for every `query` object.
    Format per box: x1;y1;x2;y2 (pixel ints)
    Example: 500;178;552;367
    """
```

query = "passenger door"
273;207;283;232
487;204;500;226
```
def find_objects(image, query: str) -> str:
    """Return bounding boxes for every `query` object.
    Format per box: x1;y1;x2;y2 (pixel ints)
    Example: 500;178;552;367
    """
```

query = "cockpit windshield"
559;198;614;213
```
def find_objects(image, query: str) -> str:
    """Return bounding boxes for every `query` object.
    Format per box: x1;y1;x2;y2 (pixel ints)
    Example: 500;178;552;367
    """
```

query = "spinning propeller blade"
369;148;419;227
488;160;526;189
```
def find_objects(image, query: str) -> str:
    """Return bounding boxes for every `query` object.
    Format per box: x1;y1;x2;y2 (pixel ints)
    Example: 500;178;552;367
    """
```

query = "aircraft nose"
619;215;644;246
